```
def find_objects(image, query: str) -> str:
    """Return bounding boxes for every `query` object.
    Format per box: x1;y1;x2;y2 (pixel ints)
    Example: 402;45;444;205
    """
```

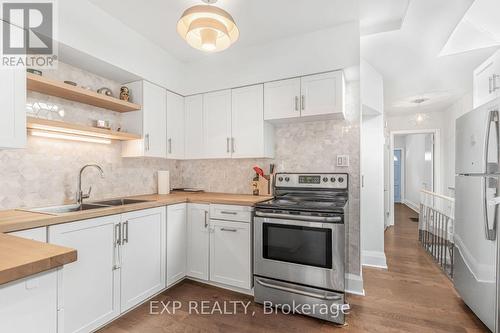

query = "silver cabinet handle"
220;211;237;215
168;138;172;154
256;279;341;301
484;177;498;241
255;210;342;223
294;96;299;111
226;137;230;153
231;137;235;153
123;221;129;244
113;224;122;270
220;228;237;232
301;95;305;110
204;210;208;228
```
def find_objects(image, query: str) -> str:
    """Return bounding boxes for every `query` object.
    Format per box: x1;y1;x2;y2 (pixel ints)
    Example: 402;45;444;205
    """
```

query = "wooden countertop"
0;233;76;285
0;192;270;285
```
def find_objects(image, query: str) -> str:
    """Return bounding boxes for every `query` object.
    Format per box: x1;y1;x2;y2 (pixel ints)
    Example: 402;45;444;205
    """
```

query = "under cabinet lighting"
29;129;112;144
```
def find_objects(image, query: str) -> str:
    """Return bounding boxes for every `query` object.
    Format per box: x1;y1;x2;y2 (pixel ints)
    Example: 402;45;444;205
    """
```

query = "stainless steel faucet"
77;164;104;205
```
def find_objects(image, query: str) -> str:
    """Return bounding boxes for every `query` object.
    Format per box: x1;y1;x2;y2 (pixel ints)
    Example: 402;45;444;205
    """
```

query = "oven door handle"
255;211;341;223
256;278;342;301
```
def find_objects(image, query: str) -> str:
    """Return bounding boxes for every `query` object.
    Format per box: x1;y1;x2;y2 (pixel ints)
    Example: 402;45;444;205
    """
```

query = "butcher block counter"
0;192;271;285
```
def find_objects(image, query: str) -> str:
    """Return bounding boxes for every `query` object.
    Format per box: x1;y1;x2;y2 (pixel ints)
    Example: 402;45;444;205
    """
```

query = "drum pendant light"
177;0;239;52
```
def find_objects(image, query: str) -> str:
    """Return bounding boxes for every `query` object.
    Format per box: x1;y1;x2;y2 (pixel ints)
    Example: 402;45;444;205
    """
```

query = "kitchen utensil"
253;166;265;177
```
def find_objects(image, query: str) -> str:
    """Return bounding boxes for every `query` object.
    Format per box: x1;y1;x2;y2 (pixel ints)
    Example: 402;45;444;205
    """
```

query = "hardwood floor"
98;204;488;333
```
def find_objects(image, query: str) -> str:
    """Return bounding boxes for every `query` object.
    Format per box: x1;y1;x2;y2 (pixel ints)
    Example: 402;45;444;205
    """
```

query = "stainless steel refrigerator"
455;97;500;332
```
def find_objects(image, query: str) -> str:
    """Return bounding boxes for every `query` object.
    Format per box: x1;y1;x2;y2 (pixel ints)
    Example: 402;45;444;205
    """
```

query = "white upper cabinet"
264;70;345;121
184;94;204;159
0;69;26;149
301;71;345;117
186;203;210;280
203;90;232;158
166;91;185;159
264;78;301;121
232;84;274;158
122;80;167;158
473;50;500;108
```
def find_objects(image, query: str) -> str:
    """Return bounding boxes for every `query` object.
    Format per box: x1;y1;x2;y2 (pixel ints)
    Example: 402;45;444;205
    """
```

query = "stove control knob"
338;177;344;183
278;177;283;182
285;177;290;182
322;177;328;182
330;177;336;182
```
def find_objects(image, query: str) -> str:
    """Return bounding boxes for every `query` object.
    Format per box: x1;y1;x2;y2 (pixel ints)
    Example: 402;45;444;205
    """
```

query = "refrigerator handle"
484;177;498;241
485;110;499;173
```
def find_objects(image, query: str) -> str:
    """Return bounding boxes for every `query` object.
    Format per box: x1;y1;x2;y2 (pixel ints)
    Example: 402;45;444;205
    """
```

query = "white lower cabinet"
120;207;166;312
167;203;187;286
209;219;251;289
0;269;58;333
8;226;47;242
187;204;210;280
49;215;121;333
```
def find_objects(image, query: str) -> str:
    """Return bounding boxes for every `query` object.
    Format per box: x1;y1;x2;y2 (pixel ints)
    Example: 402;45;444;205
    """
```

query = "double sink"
29;198;151;214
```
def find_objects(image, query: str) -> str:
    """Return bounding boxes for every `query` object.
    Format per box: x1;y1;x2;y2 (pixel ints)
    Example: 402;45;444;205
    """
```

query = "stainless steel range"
253;172;347;324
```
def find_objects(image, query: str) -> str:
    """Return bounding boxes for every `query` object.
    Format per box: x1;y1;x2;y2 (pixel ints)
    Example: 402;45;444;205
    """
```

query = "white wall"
182;22;360;95
58;0;187;93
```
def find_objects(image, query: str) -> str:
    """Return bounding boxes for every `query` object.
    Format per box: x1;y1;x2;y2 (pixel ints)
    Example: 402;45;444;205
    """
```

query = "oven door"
254;214;345;291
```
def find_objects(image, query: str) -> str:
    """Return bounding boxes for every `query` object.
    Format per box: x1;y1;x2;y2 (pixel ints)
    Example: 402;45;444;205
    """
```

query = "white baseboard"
362;250;388;269
403;200;419;213
345;273;364;296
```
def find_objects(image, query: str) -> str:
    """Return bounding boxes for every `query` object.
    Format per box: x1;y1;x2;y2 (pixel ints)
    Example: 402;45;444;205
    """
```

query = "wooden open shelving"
26;117;141;141
26;73;141;113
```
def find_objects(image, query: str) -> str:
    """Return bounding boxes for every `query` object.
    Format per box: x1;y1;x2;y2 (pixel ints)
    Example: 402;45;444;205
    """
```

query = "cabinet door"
203;90;232;158
48;215;120;333
120;207;166;312
0;270;57;333
143;81;167;158
0;69;26;149
167;203;187;286
166;91;185;159
473;51;500;108
300;71;344;117
264;78;301;121
8;226;46;242
187;204;210;280
231;84;269;158
210;220;251;289
184;95;204;159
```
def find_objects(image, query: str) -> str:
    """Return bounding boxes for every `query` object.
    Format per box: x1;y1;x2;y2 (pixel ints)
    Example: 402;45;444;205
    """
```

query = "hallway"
347;204;488;332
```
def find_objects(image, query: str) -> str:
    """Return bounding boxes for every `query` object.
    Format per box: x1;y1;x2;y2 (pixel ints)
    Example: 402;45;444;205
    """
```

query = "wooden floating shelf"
27;117;141;141
26;73;142;113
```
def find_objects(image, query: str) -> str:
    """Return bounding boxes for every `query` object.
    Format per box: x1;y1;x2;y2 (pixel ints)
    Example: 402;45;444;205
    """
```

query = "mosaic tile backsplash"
0;63;360;275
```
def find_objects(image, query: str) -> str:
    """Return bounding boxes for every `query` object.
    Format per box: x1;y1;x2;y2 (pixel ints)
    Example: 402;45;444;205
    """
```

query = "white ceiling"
362;0;500;115
360;0;409;36
89;0;359;63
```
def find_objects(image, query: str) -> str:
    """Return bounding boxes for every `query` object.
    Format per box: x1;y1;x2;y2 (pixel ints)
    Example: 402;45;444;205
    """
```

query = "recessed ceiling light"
177;0;239;53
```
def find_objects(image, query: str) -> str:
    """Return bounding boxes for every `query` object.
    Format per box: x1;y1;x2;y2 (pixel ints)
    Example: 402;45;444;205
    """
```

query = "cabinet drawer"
210;204;253;223
8;227;47;242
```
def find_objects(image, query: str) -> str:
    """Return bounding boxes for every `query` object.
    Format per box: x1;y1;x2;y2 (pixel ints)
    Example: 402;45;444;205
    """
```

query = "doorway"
388;129;440;227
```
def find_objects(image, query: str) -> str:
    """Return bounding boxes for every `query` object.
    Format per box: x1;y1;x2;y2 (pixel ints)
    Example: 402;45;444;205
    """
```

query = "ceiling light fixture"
177;0;239;53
